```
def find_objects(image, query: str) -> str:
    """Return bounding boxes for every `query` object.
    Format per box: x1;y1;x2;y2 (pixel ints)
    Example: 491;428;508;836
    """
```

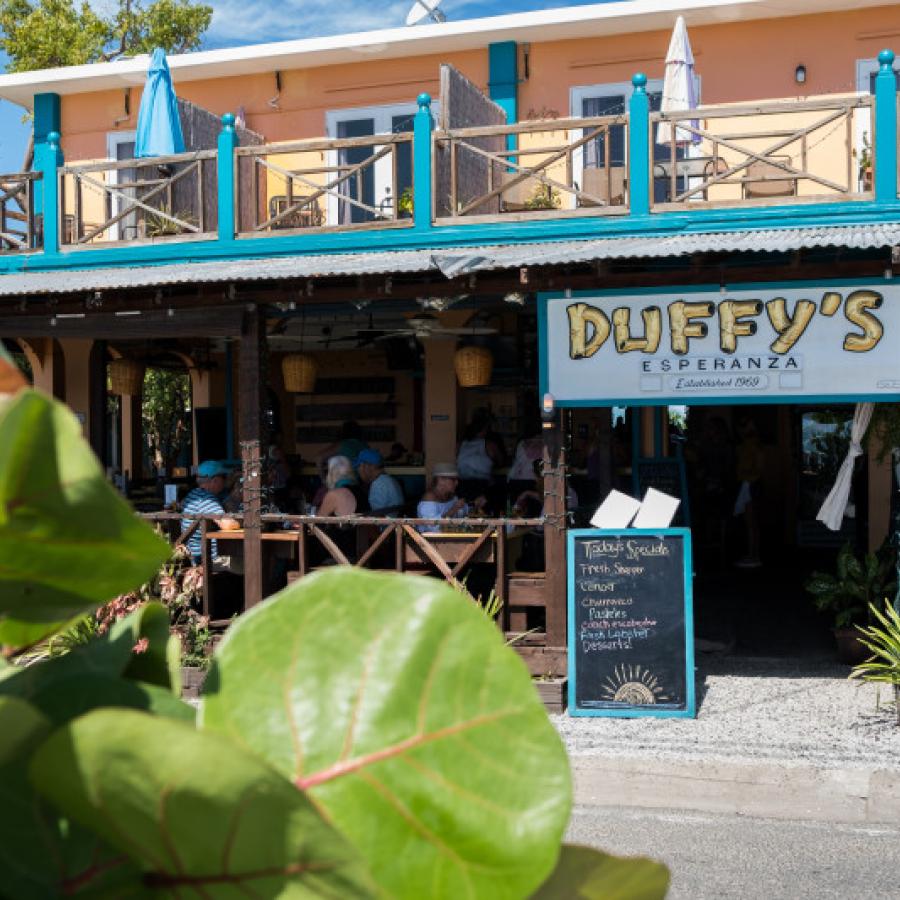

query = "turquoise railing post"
218;112;238;244
413;93;434;232
628;73;650;216
874;49;898;203
34;130;62;256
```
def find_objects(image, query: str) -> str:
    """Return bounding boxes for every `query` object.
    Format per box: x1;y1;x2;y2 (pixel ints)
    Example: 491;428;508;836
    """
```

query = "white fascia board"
0;0;886;108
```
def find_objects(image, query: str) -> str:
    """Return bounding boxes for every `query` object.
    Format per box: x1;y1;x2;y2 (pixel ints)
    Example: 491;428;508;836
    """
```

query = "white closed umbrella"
816;402;874;531
656;16;700;147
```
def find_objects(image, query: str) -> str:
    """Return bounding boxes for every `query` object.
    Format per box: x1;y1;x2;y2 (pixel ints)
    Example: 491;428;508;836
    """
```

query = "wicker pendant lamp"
282;353;318;393
108;358;145;395
454;345;493;387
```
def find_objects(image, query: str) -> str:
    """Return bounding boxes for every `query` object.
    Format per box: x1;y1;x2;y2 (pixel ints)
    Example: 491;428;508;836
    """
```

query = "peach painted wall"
57;6;900;164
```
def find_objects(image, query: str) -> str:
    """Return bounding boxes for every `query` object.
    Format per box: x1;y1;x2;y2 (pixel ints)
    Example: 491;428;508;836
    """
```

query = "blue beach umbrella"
135;48;185;158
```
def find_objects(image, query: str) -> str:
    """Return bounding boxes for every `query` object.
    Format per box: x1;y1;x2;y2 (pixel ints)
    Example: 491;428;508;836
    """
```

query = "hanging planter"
108;358;145;395
282;353;318;393
454;346;493;388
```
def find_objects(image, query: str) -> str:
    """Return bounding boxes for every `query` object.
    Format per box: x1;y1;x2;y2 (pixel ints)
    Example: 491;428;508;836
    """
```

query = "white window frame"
106;131;137;241
569;79;667;186
324;100;438;225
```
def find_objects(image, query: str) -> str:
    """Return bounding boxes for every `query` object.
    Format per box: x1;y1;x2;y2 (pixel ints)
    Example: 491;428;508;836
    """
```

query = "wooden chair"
578;166;626;207
268;194;324;228
742;156;797;199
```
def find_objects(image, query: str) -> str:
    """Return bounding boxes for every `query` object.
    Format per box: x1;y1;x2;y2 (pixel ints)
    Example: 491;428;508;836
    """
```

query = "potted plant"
523;182;561;211
397;186;414;218
855;131;873;192
851;601;900;726
806;543;897;664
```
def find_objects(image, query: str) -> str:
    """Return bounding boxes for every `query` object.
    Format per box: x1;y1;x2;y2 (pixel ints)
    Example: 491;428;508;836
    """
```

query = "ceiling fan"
371;313;497;341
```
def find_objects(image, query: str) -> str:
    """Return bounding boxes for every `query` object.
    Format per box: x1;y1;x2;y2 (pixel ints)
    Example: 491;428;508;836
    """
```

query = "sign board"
540;281;900;406
567;528;695;718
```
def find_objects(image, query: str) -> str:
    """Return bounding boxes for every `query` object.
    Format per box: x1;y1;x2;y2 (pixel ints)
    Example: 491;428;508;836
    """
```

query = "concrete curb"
571;755;900;825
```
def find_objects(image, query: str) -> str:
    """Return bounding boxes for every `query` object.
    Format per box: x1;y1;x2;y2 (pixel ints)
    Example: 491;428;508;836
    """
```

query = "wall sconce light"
503;291;526;306
795;64;807;85
541;392;556;424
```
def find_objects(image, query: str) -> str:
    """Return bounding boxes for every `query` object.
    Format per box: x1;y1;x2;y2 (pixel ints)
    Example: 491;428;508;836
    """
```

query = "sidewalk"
554;657;900;824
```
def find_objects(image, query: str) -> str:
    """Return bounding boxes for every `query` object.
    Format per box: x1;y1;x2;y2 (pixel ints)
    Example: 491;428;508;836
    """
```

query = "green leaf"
531;845;670;900
0;697;143;898
203;569;572;900
0;390;169;645
0;604;186;722
30;709;373;897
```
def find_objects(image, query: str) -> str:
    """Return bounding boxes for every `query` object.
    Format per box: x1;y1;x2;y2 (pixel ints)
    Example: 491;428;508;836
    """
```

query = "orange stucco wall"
58;6;900;162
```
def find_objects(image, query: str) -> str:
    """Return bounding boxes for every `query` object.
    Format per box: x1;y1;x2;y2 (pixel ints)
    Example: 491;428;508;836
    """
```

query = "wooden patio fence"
59;149;218;245
650;95;874;209
0;172;39;252
433;113;629;222
235;132;415;235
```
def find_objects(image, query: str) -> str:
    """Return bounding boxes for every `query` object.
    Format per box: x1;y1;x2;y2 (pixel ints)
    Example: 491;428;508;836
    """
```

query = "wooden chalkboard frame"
566;527;696;719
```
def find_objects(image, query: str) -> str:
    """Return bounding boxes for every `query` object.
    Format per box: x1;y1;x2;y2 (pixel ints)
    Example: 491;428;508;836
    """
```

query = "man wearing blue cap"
356;448;404;514
181;460;240;564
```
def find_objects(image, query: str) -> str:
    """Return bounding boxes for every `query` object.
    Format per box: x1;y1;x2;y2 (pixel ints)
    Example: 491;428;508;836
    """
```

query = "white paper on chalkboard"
632;487;680;528
590;489;642;529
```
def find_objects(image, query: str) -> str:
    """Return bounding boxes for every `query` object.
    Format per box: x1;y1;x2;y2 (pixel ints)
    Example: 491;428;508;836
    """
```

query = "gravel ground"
553;656;900;770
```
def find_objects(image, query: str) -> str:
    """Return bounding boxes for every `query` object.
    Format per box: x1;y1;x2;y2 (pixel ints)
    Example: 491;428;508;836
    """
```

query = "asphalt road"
567;806;900;900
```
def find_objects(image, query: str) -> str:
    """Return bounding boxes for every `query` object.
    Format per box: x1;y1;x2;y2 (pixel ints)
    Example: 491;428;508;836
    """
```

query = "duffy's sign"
541;284;900;405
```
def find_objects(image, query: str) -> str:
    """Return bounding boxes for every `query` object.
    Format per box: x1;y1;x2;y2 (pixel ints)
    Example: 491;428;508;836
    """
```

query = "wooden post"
240;306;266;608
542;414;567;650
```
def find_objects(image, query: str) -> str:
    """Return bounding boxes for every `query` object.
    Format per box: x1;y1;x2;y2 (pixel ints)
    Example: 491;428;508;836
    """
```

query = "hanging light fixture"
454;345;493;387
108;358;145;396
281;305;318;392
282;353;318;393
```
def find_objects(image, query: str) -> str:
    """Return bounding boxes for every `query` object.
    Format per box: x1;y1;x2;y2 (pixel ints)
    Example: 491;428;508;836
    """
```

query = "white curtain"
816;402;874;531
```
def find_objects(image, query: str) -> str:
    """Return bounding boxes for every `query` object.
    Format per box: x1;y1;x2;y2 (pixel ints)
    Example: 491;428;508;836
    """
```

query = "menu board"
567;528;695;718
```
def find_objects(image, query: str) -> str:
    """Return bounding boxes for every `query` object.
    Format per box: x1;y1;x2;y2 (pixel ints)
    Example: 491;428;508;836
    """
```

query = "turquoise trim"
34;131;62;258
538;277;900;408
413;94;434;233
875;50;898;203
2;197;900;276
33;93;61;245
217;113;238;246
628;74;650;217
567;527;696;719
488;41;517;156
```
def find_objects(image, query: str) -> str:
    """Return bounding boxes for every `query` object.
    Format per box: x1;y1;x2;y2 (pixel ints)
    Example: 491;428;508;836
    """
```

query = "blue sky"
0;0;612;171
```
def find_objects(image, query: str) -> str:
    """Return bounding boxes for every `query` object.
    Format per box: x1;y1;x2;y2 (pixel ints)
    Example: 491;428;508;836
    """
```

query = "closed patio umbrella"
816;402;874;531
655;16;700;147
135;48;185;158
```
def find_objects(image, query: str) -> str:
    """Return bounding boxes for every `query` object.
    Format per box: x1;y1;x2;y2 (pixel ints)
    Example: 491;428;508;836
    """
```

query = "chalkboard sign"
567;528;695;718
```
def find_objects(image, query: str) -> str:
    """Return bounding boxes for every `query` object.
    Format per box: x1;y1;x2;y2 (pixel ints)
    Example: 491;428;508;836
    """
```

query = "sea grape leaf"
118;601;180;690
0;697;143;899
0;390;168;645
0;603;182;716
30;708;373;898
531;845;670;900
0;340;27;398
202;568;572;900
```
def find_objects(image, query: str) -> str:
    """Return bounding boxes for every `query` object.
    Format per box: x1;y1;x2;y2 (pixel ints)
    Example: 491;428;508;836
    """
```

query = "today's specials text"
570;532;690;714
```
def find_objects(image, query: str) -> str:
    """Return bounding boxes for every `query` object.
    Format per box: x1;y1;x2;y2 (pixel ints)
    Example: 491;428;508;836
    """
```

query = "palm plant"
851;601;900;726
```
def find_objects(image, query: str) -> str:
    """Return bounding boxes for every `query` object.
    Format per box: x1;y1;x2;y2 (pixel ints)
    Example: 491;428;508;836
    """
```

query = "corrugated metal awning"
1;223;898;297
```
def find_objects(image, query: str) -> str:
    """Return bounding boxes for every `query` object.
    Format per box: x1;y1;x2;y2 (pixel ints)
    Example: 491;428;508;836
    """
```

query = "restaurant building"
1;0;899;673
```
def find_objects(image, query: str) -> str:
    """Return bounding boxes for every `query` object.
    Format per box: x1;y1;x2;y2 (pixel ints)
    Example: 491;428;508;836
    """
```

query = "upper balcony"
6;50;900;275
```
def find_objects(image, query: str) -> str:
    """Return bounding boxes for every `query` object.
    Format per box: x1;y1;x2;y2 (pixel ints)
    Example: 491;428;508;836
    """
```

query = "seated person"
181;460;241;568
318;455;361;517
357;448;404;514
511;459;579;519
417;463;485;528
318;421;368;472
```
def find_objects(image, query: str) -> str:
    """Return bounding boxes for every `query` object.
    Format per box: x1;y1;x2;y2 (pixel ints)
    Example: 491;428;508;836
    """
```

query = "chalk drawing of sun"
601;664;670;705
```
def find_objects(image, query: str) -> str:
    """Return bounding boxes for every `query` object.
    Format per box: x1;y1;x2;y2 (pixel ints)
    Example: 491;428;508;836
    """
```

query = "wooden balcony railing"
17;55;900;264
650;95;874;210
0;172;39;252
234;132;415;236
433;114;629;222
59;149;218;245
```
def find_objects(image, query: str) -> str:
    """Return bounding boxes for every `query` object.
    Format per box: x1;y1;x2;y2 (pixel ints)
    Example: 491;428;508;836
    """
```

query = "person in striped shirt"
181;460;240;563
